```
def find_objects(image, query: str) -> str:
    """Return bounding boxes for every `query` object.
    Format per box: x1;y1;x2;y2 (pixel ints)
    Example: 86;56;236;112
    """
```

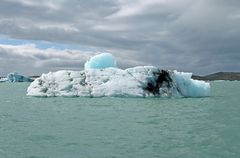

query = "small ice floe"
0;77;8;82
7;72;33;82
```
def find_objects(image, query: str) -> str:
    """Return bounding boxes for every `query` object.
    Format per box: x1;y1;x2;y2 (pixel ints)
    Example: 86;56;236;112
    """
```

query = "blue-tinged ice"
84;53;117;70
7;72;33;82
172;71;210;97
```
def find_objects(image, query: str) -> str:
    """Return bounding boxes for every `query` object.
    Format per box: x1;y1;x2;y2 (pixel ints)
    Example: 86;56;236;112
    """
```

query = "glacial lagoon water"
0;81;240;158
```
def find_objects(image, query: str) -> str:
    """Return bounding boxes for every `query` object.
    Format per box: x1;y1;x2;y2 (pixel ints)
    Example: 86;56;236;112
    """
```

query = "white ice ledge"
27;66;210;98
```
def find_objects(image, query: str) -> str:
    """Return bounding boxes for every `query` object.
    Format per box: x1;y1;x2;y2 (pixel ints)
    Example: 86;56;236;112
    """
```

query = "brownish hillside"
192;72;240;81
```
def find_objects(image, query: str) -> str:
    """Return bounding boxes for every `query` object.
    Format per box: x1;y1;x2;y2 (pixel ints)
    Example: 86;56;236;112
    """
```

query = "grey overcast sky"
0;0;240;76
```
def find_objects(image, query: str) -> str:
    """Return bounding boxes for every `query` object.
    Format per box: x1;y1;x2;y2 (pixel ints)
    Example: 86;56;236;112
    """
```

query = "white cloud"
0;44;91;75
0;44;146;76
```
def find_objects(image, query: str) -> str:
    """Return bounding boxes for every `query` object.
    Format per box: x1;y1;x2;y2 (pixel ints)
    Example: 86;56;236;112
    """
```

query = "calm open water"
0;81;240;158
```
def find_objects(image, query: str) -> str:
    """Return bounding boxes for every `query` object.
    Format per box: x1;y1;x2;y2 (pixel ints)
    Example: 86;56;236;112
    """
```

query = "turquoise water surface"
0;81;240;158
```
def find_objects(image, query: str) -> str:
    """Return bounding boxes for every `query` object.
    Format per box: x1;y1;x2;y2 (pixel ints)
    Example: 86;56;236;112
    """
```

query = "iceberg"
27;53;210;97
27;68;210;98
7;72;33;82
0;77;8;82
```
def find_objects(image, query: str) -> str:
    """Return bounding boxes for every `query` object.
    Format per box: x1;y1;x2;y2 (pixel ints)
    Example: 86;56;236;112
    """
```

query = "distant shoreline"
192;72;240;81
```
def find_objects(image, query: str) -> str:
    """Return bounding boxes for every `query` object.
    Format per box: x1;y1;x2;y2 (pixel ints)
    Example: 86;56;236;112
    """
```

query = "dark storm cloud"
0;0;239;75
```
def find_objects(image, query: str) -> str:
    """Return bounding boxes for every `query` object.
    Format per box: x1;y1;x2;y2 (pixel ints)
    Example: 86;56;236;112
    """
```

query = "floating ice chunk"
84;53;117;70
0;77;8;82
27;52;210;98
7;72;33;82
27;67;211;98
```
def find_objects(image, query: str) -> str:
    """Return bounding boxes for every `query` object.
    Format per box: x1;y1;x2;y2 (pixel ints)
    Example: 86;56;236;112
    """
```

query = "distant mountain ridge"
192;72;240;81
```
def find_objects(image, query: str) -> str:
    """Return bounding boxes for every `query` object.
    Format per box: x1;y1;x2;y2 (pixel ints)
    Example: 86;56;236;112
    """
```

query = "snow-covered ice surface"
27;66;210;98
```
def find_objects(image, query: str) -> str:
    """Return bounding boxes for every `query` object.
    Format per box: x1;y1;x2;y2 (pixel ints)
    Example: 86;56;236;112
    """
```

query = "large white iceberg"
27;67;210;98
27;53;210;97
